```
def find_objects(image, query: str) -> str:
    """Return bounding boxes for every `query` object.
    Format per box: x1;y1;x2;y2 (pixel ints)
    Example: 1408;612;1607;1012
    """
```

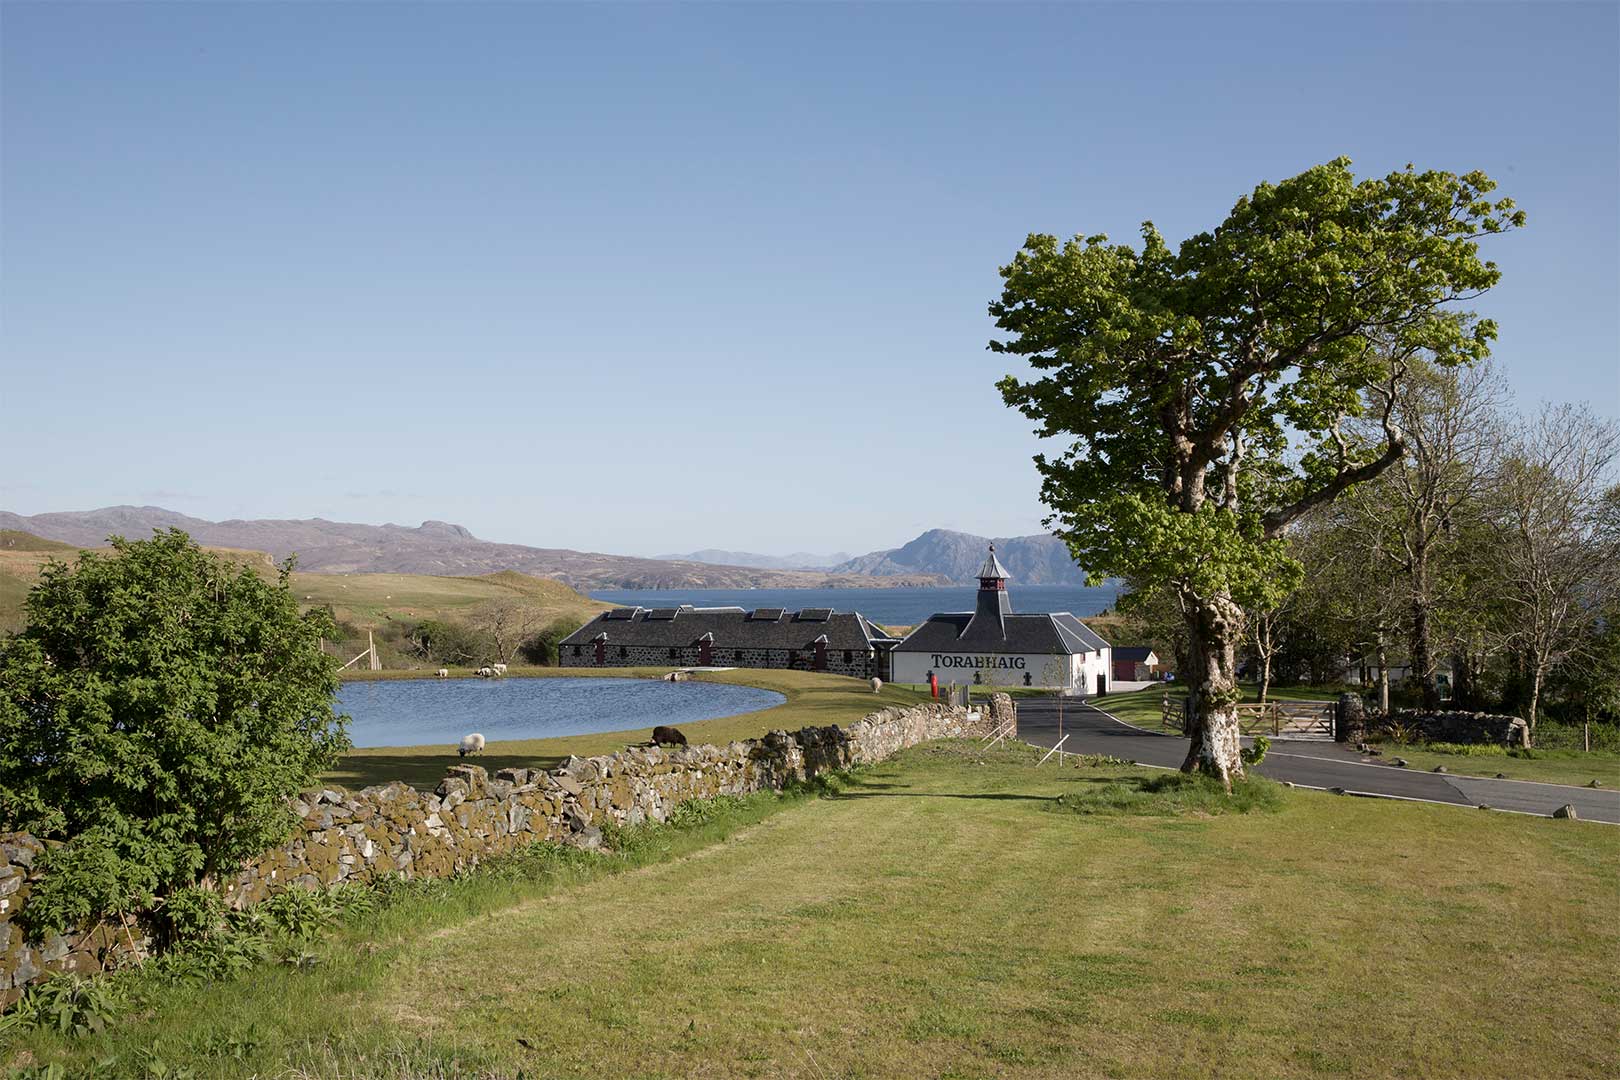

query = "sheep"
491;663;508;675
870;677;883;694
458;733;486;757
437;668;450;679
476;666;495;678
650;725;688;747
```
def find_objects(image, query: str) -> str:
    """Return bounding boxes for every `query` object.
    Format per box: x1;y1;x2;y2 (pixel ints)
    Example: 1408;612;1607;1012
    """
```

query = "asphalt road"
1015;697;1620;824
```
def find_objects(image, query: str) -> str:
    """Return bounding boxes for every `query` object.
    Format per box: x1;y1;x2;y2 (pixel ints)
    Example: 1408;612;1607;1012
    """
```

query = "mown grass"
324;669;933;791
1370;743;1620;788
8;739;1617;1079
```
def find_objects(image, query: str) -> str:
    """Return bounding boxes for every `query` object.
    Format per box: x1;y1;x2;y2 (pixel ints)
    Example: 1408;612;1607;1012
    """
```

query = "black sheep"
651;725;688;747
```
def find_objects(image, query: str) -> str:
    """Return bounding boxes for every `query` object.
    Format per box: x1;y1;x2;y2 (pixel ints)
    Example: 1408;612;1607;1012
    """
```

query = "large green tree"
0;530;349;933
991;159;1521;785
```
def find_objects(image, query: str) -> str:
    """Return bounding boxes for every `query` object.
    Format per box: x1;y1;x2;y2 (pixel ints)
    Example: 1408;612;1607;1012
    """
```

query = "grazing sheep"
870;677;883;694
651;725;688;747
437;668;450;679
492;663;508;675
476;666;495;678
459;733;486;757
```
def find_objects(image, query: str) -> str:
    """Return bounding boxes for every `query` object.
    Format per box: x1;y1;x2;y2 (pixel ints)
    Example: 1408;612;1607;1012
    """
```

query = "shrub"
1055;772;1284;816
407;619;495;667
0;530;349;939
0;974;126;1039
1241;735;1270;767
151;886;229;949
259;885;338;940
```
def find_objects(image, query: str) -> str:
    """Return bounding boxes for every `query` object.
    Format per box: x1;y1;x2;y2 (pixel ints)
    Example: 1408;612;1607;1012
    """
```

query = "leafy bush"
0;974;126;1039
1241;735;1270;767
407;619;495;667
0;530;349;938
259;885;338;940
152;886;229;949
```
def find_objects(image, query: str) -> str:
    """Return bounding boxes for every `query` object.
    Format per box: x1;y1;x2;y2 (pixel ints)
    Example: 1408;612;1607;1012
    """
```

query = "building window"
572;645;581;656
619;646;628;658
843;650;853;664
669;647;679;659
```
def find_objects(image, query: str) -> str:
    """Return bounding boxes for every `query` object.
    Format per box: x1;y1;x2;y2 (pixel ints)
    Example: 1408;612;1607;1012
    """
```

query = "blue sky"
3;2;1615;556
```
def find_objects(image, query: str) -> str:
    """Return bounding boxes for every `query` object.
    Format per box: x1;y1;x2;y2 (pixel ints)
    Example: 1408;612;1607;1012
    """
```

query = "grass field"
8;740;1617;1078
325;669;934;791
0;531;607;641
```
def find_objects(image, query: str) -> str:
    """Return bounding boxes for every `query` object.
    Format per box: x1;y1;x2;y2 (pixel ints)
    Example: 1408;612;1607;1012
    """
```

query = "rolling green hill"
0;532;608;641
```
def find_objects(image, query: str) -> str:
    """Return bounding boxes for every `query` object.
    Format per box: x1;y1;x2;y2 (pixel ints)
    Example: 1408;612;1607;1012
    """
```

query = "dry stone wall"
1;695;1013;1005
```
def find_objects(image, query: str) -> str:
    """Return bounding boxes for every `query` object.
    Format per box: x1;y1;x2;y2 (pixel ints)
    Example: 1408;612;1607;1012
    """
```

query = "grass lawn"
1368;744;1620;788
324;668;934;791
11;741;1617;1079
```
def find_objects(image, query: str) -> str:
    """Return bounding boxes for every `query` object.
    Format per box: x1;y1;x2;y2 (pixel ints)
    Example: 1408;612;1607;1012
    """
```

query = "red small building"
1112;646;1160;682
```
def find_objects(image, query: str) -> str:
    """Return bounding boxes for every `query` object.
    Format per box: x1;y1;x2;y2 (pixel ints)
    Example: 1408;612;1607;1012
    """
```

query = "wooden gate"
1162;695;1335;738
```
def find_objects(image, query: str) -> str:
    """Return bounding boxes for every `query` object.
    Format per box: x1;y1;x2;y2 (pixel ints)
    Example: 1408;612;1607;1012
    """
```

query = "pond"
336;677;786;749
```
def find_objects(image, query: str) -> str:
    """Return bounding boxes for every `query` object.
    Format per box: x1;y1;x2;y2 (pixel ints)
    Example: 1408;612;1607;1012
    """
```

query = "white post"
1038;734;1071;765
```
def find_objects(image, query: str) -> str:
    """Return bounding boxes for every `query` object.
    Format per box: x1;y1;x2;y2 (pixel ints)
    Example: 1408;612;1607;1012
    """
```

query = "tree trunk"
1527;662;1543;738
1450;650;1473;709
1179;591;1245;788
1259;642;1272;705
1376;630;1391;718
1410;549;1439;710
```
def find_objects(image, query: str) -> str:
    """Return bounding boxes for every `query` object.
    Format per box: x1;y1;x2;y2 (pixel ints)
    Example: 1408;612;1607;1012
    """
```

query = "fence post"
1585;722;1591;753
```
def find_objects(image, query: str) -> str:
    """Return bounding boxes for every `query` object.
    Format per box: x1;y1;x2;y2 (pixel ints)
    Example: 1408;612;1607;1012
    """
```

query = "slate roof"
561;606;890;652
893;610;1110;655
1113;646;1158;663
977;546;1011;580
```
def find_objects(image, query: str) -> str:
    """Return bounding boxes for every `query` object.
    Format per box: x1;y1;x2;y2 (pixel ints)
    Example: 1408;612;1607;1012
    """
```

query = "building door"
698;636;713;666
1096;670;1107;696
594;639;606;666
813;640;828;671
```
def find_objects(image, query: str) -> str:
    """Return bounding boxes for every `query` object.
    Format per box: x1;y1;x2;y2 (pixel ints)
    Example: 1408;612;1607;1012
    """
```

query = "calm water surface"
337;677;785;749
589;584;1124;625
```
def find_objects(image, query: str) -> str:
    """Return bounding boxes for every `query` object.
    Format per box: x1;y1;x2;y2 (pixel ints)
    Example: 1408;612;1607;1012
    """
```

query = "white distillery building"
890;547;1113;694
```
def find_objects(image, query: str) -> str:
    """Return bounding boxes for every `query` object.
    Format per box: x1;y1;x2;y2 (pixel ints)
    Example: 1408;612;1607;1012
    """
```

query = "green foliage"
0;974;126;1039
258;885;339;940
992;158;1521;609
407;618;495;667
666;794;751;828
1054;772;1285;816
518;618;589;666
151;886;228;949
1241;735;1271;767
0;530;348;938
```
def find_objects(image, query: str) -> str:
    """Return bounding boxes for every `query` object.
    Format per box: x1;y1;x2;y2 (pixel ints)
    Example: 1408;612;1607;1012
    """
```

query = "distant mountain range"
0;508;1087;589
0;507;945;590
656;549;852;571
831;529;1089;585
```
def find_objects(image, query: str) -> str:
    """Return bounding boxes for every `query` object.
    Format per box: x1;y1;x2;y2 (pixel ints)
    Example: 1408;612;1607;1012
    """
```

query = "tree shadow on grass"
829;791;1057;802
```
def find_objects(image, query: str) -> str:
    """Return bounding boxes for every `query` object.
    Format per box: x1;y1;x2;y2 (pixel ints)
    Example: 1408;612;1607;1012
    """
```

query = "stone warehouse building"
558;605;897;679
890;547;1113;693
